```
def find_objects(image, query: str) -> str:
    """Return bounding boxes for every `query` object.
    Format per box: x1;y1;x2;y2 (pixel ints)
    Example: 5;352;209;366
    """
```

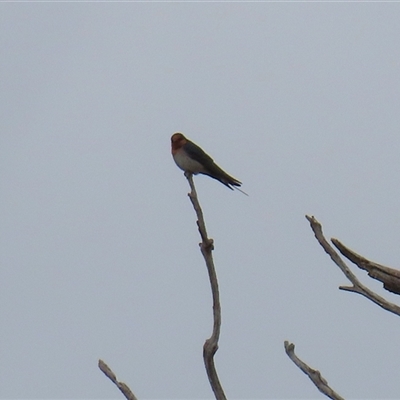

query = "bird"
171;132;247;194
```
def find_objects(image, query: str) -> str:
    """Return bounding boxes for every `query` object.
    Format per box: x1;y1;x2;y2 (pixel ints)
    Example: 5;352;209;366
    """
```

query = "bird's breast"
173;150;206;174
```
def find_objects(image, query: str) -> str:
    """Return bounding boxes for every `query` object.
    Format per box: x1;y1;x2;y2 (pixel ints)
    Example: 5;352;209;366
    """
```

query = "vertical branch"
185;173;227;400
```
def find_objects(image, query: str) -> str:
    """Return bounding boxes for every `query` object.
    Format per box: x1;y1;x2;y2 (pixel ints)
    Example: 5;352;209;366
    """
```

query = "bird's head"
171;132;187;153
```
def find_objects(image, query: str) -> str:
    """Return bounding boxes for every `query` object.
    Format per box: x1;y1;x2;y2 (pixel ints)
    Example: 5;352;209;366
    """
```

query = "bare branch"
284;341;344;400
332;239;400;295
185;172;227;400
306;215;400;316
98;359;138;400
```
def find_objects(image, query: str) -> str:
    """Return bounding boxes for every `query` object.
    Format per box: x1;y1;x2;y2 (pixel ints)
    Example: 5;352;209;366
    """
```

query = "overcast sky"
1;3;400;399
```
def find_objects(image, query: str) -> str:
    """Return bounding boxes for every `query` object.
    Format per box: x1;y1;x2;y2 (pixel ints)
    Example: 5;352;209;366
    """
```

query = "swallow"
171;132;247;194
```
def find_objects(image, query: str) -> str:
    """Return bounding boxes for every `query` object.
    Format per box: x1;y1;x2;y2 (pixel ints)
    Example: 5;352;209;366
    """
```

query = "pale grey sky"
1;3;400;399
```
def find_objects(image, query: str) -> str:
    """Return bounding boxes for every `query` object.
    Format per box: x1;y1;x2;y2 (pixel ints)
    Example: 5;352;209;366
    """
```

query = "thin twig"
284;341;344;400
185;172;227;400
98;359;138;400
306;215;400;316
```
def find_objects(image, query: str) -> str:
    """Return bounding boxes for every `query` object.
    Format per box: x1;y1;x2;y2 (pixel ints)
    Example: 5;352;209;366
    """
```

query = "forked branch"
306;215;400;316
332;239;400;295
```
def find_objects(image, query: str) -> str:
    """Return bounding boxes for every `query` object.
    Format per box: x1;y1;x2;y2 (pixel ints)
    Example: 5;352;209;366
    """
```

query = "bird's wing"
183;141;215;168
184;140;243;191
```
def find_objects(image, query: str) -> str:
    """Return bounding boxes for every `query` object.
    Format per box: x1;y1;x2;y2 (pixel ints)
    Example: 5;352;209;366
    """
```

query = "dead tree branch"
284;341;344;400
332;239;400;295
306;215;400;316
97;173;227;400
185;172;227;400
98;359;138;400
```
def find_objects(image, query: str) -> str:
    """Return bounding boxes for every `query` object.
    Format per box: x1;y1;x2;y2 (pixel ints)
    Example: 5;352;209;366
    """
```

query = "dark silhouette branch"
98;359;138;400
284;341;344;400
185;172;227;400
306;215;400;316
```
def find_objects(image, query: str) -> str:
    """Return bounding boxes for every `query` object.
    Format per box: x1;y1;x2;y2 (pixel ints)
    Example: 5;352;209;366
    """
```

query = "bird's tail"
204;162;248;195
234;186;249;196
